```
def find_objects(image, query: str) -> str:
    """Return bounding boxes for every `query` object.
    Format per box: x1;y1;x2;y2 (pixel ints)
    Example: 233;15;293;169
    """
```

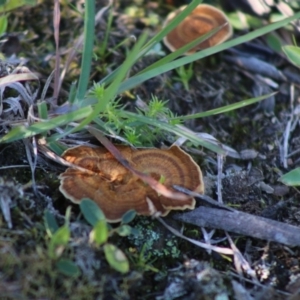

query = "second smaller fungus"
163;4;232;55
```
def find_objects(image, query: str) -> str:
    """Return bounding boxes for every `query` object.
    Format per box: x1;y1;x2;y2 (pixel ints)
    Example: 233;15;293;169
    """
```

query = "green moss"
128;218;181;260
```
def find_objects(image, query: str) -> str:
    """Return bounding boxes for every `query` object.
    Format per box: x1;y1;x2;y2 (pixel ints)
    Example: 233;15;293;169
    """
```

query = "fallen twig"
174;206;300;247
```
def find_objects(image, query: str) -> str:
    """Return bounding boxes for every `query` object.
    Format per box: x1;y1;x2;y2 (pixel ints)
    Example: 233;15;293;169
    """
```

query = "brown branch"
174;206;300;247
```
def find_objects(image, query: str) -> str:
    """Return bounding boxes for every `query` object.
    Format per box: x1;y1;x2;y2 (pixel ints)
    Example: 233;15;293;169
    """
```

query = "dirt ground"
1;0;300;299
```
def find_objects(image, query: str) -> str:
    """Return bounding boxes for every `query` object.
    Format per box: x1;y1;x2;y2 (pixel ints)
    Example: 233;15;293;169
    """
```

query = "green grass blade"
137;26;225;75
96;0;202;87
37;101;48;119
0;106;92;143
75;0;95;102
139;0;202;54
118;12;300;93
172;93;276;120
99;6;114;57
74;32;149;132
46;140;68;156
282;45;300;68
119;92;274;153
120;111;226;154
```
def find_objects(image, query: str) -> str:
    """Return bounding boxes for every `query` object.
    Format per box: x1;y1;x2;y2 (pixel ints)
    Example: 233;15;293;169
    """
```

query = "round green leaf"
282;45;300;68
44;210;59;236
56;259;80;277
116;224;132;237
80;198;105;226
51;225;70;247
279;167;300;186
103;243;129;273
48;225;70;259
121;209;136;224
90;219;108;245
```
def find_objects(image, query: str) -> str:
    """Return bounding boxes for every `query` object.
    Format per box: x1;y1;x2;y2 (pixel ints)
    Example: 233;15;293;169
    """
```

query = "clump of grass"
1;0;299;150
92;88;182;146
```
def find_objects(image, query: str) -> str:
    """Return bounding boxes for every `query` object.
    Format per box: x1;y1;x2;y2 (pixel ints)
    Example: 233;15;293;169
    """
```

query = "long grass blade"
75;0;95;102
96;0;202;87
138;25;226;74
0;106;93;143
74;32;149;132
119;111;226;154
172;93;277;120
118;12;300;93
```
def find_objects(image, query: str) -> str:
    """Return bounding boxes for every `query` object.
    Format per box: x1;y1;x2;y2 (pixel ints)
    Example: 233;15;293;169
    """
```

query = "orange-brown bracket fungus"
163;4;232;55
59;145;204;222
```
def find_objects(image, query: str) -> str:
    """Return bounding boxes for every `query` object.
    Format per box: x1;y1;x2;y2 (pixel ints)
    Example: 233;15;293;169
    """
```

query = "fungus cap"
59;145;204;222
163;4;232;55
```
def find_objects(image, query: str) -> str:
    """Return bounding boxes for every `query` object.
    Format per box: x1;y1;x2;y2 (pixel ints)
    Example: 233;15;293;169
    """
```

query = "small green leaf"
51;225;70;245
80;198;105;226
56;259;80;277
227;12;250;30
279;167;300;186
48;225;70;259
266;33;282;53
130;227;140;236
121;209;136;224
44;210;59;236
282;45;300;68
90;219;108;246
116;225;132;237
103;243;129;273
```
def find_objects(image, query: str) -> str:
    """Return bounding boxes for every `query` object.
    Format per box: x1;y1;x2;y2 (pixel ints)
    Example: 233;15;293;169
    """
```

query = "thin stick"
158;217;234;255
174;206;300;247
282;84;294;168
217;154;224;203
